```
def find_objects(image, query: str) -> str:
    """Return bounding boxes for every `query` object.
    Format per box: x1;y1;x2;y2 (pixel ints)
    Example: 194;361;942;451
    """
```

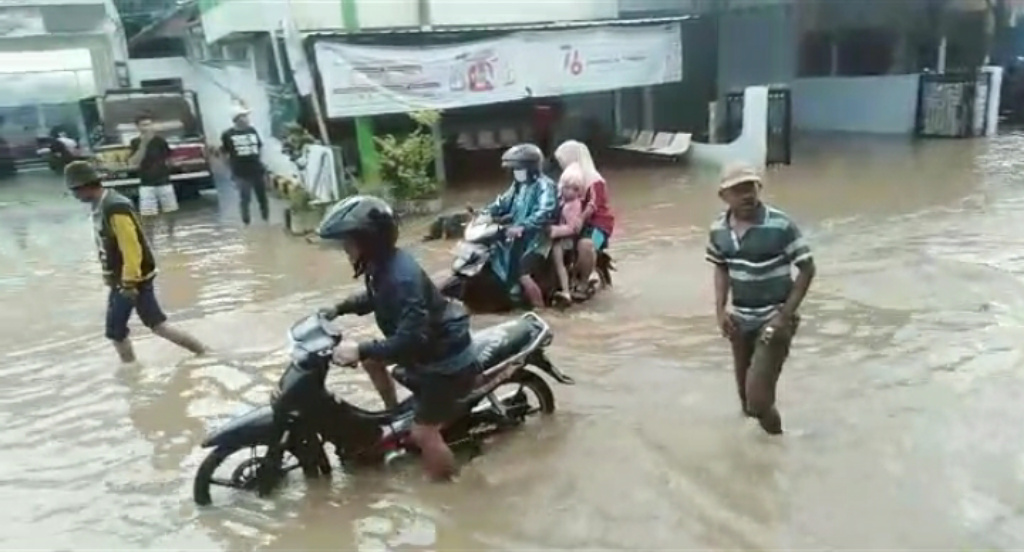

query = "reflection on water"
3;134;1024;549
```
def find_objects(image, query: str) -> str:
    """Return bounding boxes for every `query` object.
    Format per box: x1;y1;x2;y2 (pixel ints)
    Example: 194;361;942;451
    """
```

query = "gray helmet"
64;160;101;189
501;143;544;171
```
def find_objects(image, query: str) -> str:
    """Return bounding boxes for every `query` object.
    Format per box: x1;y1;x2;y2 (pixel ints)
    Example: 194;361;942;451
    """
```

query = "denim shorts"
105;281;168;341
581;226;609;251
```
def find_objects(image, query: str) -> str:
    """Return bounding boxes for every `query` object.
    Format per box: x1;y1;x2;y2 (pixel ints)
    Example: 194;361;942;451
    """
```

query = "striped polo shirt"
705;203;812;331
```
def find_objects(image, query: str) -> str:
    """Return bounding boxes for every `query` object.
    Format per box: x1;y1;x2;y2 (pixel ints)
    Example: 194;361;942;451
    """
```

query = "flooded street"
4;134;1024;550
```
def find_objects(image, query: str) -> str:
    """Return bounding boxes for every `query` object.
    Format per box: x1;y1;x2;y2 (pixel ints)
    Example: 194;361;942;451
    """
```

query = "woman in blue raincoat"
484;143;558;309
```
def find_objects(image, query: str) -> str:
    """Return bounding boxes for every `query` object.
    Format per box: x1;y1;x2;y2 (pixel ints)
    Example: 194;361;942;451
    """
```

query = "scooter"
439;214;613;313
192;310;574;506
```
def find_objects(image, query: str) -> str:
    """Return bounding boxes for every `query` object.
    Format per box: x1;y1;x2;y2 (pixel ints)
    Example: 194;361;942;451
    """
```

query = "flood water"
4;133;1024;550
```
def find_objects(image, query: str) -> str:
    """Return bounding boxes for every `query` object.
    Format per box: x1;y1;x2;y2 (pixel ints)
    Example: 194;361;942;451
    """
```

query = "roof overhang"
303;15;697;40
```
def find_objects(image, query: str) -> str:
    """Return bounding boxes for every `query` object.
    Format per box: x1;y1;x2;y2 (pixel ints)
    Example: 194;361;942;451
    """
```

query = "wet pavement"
4;134;1024;550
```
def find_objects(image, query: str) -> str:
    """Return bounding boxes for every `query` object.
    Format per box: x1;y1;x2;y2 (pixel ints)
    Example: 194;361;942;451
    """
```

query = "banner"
315;36;524;118
518;24;683;97
314;23;683;119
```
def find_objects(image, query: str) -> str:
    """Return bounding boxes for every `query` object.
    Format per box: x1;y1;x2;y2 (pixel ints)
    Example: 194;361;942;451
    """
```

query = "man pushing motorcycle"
316;195;478;481
484;143;559;310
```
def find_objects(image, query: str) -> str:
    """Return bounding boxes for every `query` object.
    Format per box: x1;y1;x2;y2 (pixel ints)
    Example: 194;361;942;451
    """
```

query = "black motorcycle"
192;310;574;506
439;213;613;313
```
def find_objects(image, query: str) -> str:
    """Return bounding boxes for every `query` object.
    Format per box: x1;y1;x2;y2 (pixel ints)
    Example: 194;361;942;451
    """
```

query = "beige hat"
64;160;101;189
230;103;251;121
718;162;763;191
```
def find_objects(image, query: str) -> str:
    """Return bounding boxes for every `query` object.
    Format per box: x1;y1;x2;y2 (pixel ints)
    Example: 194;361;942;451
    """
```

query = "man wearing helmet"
485;143;559;309
317;195;476;481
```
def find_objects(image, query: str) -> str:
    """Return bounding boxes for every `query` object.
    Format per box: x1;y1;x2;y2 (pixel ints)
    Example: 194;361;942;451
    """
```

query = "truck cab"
80;87;212;198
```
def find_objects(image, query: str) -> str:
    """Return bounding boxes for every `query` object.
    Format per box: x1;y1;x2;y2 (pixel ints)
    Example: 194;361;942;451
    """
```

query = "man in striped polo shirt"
705;163;816;435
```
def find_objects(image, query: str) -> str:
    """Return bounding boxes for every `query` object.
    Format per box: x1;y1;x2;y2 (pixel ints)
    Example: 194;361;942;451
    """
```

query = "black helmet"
501;143;544;172
317;195;398;273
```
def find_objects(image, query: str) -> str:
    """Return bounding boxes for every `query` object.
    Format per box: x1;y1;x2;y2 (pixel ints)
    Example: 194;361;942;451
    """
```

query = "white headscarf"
554;140;604;189
558;162;585;198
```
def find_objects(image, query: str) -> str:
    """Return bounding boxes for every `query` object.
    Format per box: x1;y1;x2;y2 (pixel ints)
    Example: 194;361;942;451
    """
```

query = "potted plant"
279;123;326;235
375;110;443;216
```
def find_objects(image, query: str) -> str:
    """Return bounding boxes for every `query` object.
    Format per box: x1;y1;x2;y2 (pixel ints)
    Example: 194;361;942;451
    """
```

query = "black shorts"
414;370;478;426
105;280;167;341
520;252;546;277
509;236;547;278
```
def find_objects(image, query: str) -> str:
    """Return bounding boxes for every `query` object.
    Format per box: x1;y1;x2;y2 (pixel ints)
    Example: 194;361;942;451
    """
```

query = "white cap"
230;104;251;121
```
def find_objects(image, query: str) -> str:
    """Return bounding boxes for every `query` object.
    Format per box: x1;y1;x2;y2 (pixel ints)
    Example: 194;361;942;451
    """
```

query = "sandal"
552;291;572;309
570;284;589;302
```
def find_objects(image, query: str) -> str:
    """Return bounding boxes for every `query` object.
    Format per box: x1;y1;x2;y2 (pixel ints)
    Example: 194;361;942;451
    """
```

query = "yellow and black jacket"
91;190;157;287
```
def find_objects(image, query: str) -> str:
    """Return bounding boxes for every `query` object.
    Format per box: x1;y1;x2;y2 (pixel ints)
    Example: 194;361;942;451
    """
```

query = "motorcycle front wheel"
192;441;325;506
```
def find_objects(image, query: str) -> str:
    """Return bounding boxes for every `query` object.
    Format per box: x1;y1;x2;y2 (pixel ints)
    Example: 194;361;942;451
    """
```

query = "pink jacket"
550;199;583;239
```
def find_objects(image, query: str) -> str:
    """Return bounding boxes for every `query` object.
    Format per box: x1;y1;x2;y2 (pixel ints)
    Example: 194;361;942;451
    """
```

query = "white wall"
201;1;291;44
429;0;615;26
127;57;298;179
791;75;921;134
718;4;798;94
201;0;615;42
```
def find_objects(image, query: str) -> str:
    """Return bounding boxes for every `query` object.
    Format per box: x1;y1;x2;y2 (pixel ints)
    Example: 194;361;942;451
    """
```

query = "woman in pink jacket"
550;163;585;306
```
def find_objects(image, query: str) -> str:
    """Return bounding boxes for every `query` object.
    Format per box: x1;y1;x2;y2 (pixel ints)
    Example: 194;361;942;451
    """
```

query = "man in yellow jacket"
65;161;206;363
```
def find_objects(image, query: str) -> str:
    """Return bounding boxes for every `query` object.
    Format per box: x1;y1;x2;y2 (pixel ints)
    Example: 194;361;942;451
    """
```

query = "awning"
303;15;697;39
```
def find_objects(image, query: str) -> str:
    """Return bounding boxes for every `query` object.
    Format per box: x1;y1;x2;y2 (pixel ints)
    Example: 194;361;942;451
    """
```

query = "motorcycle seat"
470;316;543;372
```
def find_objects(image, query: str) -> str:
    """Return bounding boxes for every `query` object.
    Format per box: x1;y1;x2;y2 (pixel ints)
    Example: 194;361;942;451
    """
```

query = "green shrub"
281;123;318;163
375;110;441;201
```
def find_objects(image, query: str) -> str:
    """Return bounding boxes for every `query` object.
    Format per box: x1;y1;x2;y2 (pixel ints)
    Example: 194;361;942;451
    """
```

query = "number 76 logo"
563;49;583;76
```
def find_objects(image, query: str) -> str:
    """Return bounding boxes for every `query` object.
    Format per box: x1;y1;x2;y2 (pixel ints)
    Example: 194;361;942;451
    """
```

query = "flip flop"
552;291;572;309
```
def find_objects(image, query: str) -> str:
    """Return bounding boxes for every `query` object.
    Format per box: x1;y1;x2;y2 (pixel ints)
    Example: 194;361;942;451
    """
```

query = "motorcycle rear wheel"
503;369;556;418
468;370;556;434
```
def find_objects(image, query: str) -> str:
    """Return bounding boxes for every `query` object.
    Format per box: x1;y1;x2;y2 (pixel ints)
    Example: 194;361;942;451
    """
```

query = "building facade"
0;0;127;91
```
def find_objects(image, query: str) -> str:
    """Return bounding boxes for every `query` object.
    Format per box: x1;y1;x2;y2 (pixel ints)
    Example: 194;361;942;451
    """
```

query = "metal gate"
915;71;992;138
723;86;792;166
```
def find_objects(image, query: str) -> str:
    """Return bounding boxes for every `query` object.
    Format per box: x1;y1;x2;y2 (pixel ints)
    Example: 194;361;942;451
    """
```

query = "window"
836;29;897;76
140;78;184;89
799;31;833;77
222;42;250;63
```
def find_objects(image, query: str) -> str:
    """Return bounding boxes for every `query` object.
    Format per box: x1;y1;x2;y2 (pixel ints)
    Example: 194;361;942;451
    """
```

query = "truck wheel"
174;184;201;201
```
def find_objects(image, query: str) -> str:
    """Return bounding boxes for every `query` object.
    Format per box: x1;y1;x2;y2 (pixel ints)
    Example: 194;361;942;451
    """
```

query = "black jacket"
336;248;473;374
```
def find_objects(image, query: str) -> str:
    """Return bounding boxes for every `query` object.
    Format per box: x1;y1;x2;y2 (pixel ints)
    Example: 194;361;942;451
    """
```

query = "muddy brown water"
4;134;1024;550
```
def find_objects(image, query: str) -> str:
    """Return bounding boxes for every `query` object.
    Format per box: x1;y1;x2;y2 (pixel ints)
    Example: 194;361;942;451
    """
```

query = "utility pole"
340;0;381;184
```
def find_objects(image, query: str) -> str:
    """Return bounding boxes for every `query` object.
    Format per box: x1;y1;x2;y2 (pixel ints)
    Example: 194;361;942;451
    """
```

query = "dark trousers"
105;280;167;341
235;173;269;224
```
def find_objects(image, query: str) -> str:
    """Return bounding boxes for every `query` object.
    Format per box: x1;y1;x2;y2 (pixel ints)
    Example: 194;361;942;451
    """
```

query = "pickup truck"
81;87;213;199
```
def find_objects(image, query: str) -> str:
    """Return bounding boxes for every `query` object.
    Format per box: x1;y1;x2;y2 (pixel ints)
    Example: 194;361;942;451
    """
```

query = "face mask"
512;169;529;182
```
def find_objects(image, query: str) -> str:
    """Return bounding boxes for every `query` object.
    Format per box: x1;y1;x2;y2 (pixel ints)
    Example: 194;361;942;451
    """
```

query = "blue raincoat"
485;174;559;294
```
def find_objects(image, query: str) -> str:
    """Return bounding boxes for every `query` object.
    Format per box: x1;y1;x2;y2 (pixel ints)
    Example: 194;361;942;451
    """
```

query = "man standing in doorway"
64;160;207;363
128;114;178;217
705;164;815;435
221;105;268;225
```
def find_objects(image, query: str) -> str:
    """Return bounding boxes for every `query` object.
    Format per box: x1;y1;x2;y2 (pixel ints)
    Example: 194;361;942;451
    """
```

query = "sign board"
518;24;683;97
315;35;523;118
314;23;682;119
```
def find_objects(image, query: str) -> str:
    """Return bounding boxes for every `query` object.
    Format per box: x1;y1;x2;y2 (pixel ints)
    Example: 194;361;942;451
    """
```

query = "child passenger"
550;163;585;306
